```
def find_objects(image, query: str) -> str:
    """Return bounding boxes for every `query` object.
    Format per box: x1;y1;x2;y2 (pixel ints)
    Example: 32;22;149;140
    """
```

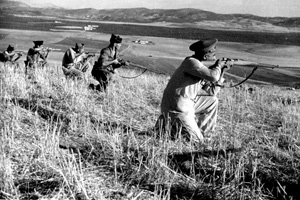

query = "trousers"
156;95;218;143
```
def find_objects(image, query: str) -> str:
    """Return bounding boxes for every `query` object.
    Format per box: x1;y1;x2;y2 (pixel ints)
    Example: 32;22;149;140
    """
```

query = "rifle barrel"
203;58;279;69
129;62;166;75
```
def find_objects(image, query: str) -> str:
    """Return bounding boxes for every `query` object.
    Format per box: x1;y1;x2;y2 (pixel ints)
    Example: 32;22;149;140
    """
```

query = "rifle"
14;50;26;53
42;47;62;52
120;59;166;75
203;58;280;87
38;47;61;60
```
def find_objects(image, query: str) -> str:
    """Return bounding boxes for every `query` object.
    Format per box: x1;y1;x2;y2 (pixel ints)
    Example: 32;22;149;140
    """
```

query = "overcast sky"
18;0;300;17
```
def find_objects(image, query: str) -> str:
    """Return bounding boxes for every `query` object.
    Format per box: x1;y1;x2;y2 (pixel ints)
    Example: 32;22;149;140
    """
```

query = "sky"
17;0;300;18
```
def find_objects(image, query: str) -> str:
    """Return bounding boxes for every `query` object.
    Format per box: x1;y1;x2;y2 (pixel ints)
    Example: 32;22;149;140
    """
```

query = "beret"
7;45;14;51
189;38;218;53
33;40;44;46
110;34;122;43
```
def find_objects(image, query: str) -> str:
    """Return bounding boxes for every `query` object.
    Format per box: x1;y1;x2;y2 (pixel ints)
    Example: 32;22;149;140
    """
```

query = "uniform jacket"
94;46;121;73
161;56;222;114
62;48;87;68
26;47;47;64
0;50;14;62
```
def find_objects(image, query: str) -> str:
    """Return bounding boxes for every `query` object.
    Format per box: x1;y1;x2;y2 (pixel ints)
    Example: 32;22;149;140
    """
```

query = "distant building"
84;25;98;31
133;40;154;45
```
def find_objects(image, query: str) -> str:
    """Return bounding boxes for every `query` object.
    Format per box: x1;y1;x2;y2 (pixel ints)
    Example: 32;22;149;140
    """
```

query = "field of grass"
0;56;300;199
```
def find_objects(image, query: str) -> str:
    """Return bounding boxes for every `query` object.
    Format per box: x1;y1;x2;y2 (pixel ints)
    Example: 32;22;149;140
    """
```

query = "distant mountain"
0;0;30;8
29;3;63;9
1;0;300;29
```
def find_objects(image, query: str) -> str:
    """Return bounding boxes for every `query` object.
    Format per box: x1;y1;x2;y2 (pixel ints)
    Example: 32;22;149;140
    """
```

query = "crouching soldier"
155;38;232;144
62;43;94;80
90;34;128;92
25;40;51;76
0;45;23;69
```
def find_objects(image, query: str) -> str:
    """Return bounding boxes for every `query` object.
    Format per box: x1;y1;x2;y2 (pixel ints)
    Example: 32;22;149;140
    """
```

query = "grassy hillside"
0;61;299;200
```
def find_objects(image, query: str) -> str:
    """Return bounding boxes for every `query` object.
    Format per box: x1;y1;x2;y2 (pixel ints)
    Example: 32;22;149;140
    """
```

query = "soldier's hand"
223;59;234;70
124;61;130;66
113;58;120;65
215;59;226;68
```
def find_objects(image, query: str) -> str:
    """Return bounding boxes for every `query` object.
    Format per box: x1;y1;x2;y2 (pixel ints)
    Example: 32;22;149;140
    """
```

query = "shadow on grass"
15;179;62;200
140;183;214;200
9;97;71;133
168;147;300;200
8;96;140;134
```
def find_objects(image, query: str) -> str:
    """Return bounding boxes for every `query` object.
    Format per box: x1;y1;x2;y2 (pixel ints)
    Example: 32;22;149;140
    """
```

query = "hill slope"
0;59;300;200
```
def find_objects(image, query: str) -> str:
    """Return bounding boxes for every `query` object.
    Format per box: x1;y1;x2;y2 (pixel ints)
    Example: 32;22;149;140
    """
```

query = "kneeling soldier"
91;34;128;92
62;43;94;80
25;40;51;76
155;38;232;144
0;45;23;69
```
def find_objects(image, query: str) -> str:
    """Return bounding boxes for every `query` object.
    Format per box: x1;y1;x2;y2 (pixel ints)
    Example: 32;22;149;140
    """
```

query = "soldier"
0;45;23;63
155;38;232;144
62;43;94;80
90;34;128;92
25;40;51;75
0;45;23;67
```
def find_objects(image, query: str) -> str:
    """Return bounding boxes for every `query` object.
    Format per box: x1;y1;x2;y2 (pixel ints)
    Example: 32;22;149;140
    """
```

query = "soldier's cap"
189;38;218;53
75;43;84;50
110;34;122;44
33;40;44;46
7;45;14;51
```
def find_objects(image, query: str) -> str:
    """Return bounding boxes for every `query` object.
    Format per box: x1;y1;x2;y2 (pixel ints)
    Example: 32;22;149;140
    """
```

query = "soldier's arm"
63;49;77;67
4;51;15;57
99;49;119;68
184;58;222;83
39;49;51;60
2;51;12;61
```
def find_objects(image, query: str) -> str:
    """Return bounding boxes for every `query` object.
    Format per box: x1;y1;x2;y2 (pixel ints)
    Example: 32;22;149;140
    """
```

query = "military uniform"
156;39;226;143
91;46;121;91
91;34;124;91
25;41;49;69
0;45;22;65
62;44;90;80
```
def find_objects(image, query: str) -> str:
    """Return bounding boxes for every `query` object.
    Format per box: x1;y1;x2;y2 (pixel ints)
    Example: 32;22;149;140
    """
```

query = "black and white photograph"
0;0;300;199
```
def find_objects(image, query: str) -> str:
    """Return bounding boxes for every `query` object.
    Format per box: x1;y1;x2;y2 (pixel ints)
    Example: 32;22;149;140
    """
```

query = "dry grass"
0;61;299;200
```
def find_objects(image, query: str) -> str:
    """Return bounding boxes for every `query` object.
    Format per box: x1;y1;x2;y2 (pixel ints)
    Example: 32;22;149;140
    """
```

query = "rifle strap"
218;66;258;88
118;68;148;79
